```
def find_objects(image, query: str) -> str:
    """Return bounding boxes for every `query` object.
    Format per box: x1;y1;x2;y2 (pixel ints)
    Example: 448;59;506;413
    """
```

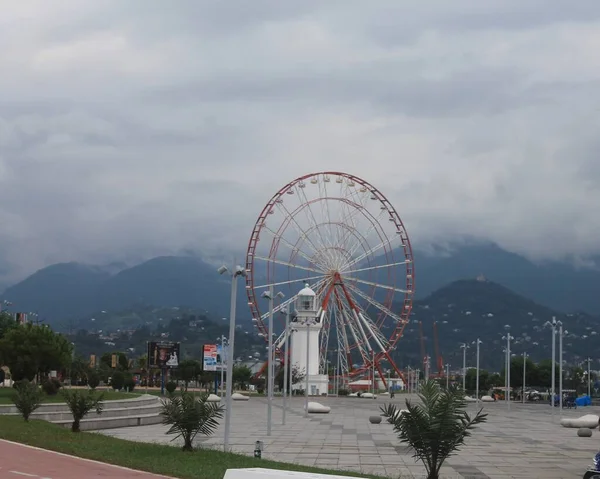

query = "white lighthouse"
291;284;329;396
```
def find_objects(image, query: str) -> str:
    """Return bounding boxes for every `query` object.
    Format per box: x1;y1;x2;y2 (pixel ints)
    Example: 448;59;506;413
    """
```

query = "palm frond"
381;380;488;479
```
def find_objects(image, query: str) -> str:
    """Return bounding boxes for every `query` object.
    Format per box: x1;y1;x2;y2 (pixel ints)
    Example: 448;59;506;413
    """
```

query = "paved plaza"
99;394;600;478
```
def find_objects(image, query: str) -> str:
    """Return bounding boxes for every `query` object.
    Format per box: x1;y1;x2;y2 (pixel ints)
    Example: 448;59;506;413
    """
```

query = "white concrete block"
206;394;221;402
481;395;494;402
224;468;364;479
304;401;331;413
232;393;250;401
560;414;599;429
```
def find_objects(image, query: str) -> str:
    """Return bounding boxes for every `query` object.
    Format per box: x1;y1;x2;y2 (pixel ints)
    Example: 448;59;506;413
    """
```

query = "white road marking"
9;472;38;477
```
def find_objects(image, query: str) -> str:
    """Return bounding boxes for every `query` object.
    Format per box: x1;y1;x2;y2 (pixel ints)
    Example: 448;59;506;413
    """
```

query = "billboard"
202;344;218;371
89;354;96;368
148;341;180;369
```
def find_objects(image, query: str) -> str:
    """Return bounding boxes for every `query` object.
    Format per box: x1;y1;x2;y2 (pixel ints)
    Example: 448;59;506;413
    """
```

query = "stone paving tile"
97;395;600;478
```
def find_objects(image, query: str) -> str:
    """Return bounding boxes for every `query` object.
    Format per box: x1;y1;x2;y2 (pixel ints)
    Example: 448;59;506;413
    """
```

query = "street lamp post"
473;339;482;403
445;364;450;389
217;264;246;452
544;317;557;420
558;321;566;416
460;343;469;391
522;352;528;404
281;307;291;426
502;327;513;411
586;357;592;399
261;288;284;437
305;320;310;418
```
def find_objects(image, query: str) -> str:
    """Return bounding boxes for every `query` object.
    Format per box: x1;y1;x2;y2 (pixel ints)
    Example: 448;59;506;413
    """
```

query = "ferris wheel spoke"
336;186;370;253
341;284;390;353
334;289;369;363
295;184;334;258
344;276;410;294
343;260;409;275
275;202;323;258
254;274;326;290
345;283;405;325
253;255;324;275
344;206;388;261
257;278;328;321
262;225;323;268
343;234;402;271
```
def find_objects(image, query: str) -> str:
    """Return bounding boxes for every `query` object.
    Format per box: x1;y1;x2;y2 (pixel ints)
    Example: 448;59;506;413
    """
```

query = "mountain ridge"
3;243;600;325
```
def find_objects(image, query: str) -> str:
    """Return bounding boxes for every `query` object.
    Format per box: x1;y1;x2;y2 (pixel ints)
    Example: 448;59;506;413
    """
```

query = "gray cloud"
1;0;600;287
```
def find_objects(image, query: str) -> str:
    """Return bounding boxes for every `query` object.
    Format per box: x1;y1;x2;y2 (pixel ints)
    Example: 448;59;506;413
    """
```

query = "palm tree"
61;389;104;432
161;390;224;451
381;380;487;479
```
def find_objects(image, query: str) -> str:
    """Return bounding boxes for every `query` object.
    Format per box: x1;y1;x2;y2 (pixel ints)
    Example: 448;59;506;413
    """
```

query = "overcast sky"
1;0;600;286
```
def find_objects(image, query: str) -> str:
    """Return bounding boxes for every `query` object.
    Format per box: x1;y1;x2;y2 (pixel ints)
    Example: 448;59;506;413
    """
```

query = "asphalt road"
0;440;174;479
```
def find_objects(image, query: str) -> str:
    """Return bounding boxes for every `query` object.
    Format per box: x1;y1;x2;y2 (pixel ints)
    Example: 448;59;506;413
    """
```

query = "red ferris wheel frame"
245;171;415;386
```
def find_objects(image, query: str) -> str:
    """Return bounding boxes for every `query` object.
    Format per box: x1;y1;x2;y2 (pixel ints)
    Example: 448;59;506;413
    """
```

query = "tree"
160;390;224;451
100;352;129;371
464;368;490;393
61;389;104;432
111;371;125;390
0;312;17;340
276;364;306;393
381;380;488;479
232;365;252;390
11;380;44;421
175;359;202;390
0;324;72;381
70;356;91;385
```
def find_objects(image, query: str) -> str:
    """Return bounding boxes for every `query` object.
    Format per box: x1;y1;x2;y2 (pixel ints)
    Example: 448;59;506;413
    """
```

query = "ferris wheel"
245;172;414;387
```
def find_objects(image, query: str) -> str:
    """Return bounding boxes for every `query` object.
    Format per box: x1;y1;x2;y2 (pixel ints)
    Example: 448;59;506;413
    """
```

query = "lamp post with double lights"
261;288;284;437
556;321;569;417
543;317;558;419
280;306;293;426
217;263;247;452
585;357;592;399
502;326;514;411
460;343;469;391
472;339;482;403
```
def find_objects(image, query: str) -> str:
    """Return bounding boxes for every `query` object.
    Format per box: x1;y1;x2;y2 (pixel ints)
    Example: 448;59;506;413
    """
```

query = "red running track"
0;440;175;479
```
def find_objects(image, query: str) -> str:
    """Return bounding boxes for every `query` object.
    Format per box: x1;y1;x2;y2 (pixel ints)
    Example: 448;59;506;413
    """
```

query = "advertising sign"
89;354;96;368
202;344;218;371
111;354;117;368
148;341;180;369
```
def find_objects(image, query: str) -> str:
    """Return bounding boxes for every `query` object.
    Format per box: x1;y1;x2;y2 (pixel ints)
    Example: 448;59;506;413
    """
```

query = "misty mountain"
3;243;600;326
412;243;600;313
393;279;598;371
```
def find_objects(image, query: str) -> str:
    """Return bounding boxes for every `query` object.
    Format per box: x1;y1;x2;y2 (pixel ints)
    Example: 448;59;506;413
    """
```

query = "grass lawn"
0;415;384;479
0;387;140;404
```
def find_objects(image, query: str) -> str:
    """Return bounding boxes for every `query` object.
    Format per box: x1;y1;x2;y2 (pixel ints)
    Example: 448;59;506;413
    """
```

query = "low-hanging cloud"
1;0;600;288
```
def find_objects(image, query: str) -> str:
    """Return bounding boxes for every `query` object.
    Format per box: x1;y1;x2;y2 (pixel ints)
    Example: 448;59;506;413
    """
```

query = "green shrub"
51;378;62;391
123;376;136;392
11;380;44;421
160;392;224;451
88;371;100;390
166;381;177;394
41;379;58;396
61;389;104;432
110;371;125;390
338;388;350;396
